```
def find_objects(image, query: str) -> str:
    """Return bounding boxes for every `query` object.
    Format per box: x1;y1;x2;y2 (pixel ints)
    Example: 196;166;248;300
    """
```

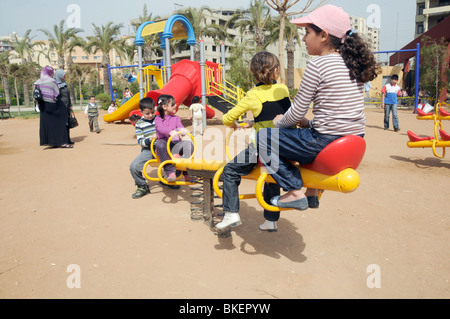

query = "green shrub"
95;93;112;110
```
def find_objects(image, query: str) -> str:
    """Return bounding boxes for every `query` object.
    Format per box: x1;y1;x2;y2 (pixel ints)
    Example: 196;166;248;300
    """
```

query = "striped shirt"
277;54;366;136
135;117;156;148
36;81;59;103
84;103;99;117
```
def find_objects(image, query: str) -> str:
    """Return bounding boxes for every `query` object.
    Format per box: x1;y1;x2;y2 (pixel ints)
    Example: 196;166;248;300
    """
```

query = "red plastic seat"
439;108;450;117
417;108;434;116
407;130;434;142
302;135;366;176
439;129;450;141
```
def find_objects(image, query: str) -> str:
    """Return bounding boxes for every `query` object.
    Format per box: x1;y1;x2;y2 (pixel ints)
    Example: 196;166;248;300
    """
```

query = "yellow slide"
103;93;141;123
103;65;163;123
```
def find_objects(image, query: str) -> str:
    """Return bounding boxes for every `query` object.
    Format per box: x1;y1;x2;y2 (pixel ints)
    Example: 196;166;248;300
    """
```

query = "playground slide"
103;93;141;123
103;60;215;123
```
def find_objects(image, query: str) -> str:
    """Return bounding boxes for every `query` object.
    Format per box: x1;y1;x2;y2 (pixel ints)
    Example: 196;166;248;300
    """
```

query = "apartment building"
415;0;450;38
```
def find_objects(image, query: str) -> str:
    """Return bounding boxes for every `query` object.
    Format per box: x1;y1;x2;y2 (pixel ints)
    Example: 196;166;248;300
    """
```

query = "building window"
82;56;88;59
439;0;450;6
417;23;424;34
94;56;100;60
418;5;425;15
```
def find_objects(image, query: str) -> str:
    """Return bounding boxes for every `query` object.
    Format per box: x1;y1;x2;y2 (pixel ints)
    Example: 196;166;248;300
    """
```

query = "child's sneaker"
132;185;150;199
167;172;177;182
215;212;242;230
259;220;277;232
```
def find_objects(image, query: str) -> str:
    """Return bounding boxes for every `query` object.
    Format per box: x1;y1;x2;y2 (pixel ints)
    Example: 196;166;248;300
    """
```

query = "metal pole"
200;40;207;130
165;37;172;80
221;43;226;99
108;64;113;101
414;42;420;113
138;45;144;99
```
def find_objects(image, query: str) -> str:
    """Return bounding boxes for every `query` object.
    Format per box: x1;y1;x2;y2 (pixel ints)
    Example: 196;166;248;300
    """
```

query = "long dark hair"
311;24;381;83
156;94;175;119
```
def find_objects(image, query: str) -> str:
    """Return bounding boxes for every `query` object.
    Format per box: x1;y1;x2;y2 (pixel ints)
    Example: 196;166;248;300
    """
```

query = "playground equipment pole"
221;43;226;99
137;45;144;99
415;42;420;113
200;40;207;130
165;38;172;80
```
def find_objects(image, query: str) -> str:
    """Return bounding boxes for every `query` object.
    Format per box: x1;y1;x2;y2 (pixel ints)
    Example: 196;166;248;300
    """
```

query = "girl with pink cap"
257;5;380;227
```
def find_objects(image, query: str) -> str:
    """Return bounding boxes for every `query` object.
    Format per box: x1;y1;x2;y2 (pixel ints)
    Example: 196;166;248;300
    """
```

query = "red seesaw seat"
302;135;366;176
416;108;434;117
407;130;434;142
439;129;450;141
439;108;450;117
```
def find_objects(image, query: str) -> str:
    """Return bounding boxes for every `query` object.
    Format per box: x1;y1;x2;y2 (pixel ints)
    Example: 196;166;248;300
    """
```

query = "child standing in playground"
154;94;196;183
84;96;101;133
122;88;133;105
381;74;402;132
189;96;205;136
129;97;157;199
257;5;380;217
215;51;291;232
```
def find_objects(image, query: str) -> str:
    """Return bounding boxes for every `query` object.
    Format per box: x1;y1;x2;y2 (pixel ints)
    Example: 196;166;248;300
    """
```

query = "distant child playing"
84;96;100;133
108;101;117;114
215;51;291;232
129;97;157;199
154;94;196;183
381;74;402;132
189;96;205;136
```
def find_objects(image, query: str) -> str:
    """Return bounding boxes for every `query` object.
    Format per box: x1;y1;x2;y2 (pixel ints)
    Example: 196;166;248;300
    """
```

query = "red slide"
146;60;215;119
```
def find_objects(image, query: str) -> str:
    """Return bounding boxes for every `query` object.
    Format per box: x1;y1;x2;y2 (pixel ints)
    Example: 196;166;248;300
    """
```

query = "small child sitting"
129;98;157;199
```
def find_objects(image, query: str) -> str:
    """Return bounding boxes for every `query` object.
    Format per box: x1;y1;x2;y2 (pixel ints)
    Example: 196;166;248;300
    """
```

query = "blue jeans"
257;128;342;192
130;148;154;187
222;143;281;221
384;104;399;130
155;139;193;176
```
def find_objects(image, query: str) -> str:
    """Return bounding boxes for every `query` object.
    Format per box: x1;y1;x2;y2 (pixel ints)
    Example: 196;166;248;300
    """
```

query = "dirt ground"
0;105;449;299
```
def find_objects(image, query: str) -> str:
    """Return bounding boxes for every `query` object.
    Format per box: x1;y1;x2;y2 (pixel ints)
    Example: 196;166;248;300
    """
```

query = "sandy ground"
0;106;449;299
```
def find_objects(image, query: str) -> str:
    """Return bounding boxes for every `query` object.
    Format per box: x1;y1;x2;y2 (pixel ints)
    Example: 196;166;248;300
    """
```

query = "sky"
0;0;416;54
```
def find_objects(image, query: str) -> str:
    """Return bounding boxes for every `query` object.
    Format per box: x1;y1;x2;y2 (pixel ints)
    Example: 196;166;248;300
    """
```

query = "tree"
265;16;302;88
420;36;450;104
0;51;12;105
175;6;227;61
228;41;256;92
227;0;272;51
265;0;329;84
87;22;124;94
131;4;162;65
38;20;83;69
71;64;96;108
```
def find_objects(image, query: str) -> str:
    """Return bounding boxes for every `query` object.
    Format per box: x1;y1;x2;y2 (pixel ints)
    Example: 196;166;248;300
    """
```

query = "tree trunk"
67;57;77;105
278;12;286;84
2;76;12;105
23;81;30;107
102;55;111;94
79;80;83;109
14;77;20;115
286;45;295;89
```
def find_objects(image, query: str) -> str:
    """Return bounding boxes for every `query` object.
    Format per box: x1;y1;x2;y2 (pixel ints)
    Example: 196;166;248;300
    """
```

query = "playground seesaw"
142;129;366;227
407;103;450;158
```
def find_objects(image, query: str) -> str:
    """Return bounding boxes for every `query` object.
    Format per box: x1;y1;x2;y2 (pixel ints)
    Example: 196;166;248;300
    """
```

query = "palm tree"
131;4;162;64
86;22;124;93
0;51;13;105
38;20;83;69
66;36;86;103
227;0;272;51
8;30;42;107
71;64;96;108
175;6;227;61
265;0;329;83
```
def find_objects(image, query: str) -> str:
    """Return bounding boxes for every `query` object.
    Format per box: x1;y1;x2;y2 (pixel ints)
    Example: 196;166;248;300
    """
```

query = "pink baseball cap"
290;4;351;40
